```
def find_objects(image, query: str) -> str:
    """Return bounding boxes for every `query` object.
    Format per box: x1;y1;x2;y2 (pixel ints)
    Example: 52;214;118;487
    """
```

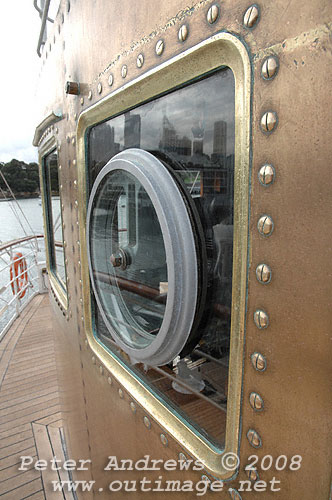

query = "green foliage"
0;159;40;195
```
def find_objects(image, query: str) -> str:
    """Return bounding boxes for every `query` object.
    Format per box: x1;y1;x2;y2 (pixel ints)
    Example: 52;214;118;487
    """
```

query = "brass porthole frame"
77;32;251;479
39;135;68;311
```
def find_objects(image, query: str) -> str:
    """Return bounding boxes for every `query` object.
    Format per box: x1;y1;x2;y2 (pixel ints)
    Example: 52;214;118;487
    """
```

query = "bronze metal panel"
35;0;332;498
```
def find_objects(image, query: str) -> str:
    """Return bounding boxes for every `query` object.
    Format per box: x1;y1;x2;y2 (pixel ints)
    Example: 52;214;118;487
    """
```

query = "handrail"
33;0;54;22
0;235;49;341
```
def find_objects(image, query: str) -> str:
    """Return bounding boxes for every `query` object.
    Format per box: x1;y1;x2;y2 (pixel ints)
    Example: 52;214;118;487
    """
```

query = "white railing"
0;235;48;340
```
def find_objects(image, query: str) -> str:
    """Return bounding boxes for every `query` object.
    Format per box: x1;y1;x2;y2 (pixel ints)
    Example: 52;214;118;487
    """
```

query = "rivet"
77;240;80;247
178;25;188;42
99;365;103;375
160;434;168;447
74;113;78;121
143;416;151;429
118;388;124;399
81;316;84;322
65;81;80;95
73;159;77;166
229;488;243;500
256;263;271;284
60;184;63;191
260;111;278;133
55;127;58;134
78;260;81;267
247;429;262;448
108;376;112;385
75;200;78;208
92;356;96;364
249;392;264;411
137;53;144;68
65;258;68;265
258;164;275;186
97;82;102;94
121;65;127;78
243;4;260;29
67;0;70;13
251;352;267;372
71;137;75;146
253;309;269;329
130;402;136;413
207;4;219;24
74;180;78;188
156;39;164;56
261;55;279;80
257;215;274;237
61;204;64;210
80;97;84;106
85;339;88;347
88;90;92;100
59;164;62;170
245;467;260;482
108;74;114;86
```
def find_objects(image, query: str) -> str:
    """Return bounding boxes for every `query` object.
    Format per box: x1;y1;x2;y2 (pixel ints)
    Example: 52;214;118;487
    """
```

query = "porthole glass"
87;67;235;446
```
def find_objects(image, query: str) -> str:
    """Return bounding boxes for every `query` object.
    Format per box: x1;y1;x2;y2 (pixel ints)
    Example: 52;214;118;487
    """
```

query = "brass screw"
257;215;274;237
251;352;267;372
121;65;128;78
137;54;144;68
249;392;264;411
260;111;278;133
258;164;275;186
245;467;259;482
80;97;84;106
256;263;272;284
207;4;219;24
156;39;164;56
108;74;114;86
108;376;112;385
247;429;262;448
97;82;102;94
88;90;92;100
229;488;242;500
99;365;103;375
118;388;124;399
160;434;168;446
178;25;188;42
130;402;136;413
143;416;151;429
253;309;269;329
262;56;279;80
243;5;260;29
92;356;96;364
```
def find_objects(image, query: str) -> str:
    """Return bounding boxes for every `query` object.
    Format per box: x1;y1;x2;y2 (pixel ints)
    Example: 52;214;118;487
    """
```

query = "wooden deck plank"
0;429;33;450
0;296;66;499
0;437;36;460
32;423;64;500
0;477;44;499
0;388;59;411
0;447;37;471
0;403;61;433
0;469;41;495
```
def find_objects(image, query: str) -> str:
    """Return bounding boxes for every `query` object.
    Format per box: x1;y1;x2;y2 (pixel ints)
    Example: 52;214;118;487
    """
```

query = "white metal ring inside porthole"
86;148;201;366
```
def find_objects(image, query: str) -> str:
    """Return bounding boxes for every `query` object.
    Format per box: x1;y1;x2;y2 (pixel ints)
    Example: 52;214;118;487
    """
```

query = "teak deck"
0;295;72;499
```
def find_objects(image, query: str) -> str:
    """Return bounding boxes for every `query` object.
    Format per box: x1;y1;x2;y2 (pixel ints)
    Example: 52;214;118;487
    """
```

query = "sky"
0;2;59;164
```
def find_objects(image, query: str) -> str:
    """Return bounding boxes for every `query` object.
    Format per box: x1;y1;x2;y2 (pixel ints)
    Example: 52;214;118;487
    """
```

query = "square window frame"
77;32;251;479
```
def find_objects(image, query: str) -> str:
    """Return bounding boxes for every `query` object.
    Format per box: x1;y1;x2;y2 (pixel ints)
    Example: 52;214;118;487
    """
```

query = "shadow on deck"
0;294;72;499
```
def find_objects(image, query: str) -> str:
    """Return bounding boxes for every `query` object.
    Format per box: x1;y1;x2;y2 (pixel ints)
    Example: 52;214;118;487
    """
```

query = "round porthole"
87;148;206;365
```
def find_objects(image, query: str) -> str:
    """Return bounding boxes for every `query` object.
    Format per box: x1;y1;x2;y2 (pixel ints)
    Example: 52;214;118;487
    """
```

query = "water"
0;198;44;243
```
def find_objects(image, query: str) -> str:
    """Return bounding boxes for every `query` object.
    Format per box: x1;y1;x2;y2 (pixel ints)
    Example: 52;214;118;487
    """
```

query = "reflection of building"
124;112;141;149
212;120;227;164
89;123;120;165
159;115;192;156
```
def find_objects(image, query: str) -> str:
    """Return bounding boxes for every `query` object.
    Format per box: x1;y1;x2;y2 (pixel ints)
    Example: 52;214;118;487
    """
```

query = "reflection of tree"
0;159;40;195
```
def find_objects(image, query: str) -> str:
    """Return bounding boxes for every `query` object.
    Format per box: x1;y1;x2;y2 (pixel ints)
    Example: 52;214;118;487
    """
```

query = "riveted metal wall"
35;0;332;498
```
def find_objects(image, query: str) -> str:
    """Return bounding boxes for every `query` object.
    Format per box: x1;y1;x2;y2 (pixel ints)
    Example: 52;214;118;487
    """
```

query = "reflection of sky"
106;68;235;157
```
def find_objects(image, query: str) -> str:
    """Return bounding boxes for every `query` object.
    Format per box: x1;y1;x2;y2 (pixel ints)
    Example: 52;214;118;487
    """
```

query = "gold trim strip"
77;32;250;478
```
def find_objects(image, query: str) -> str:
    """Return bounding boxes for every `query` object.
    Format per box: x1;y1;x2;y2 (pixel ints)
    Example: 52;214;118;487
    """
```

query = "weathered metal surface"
35;0;332;498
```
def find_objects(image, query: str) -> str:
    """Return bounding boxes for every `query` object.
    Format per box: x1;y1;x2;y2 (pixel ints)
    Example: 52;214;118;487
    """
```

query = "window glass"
44;149;66;285
88;68;235;447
